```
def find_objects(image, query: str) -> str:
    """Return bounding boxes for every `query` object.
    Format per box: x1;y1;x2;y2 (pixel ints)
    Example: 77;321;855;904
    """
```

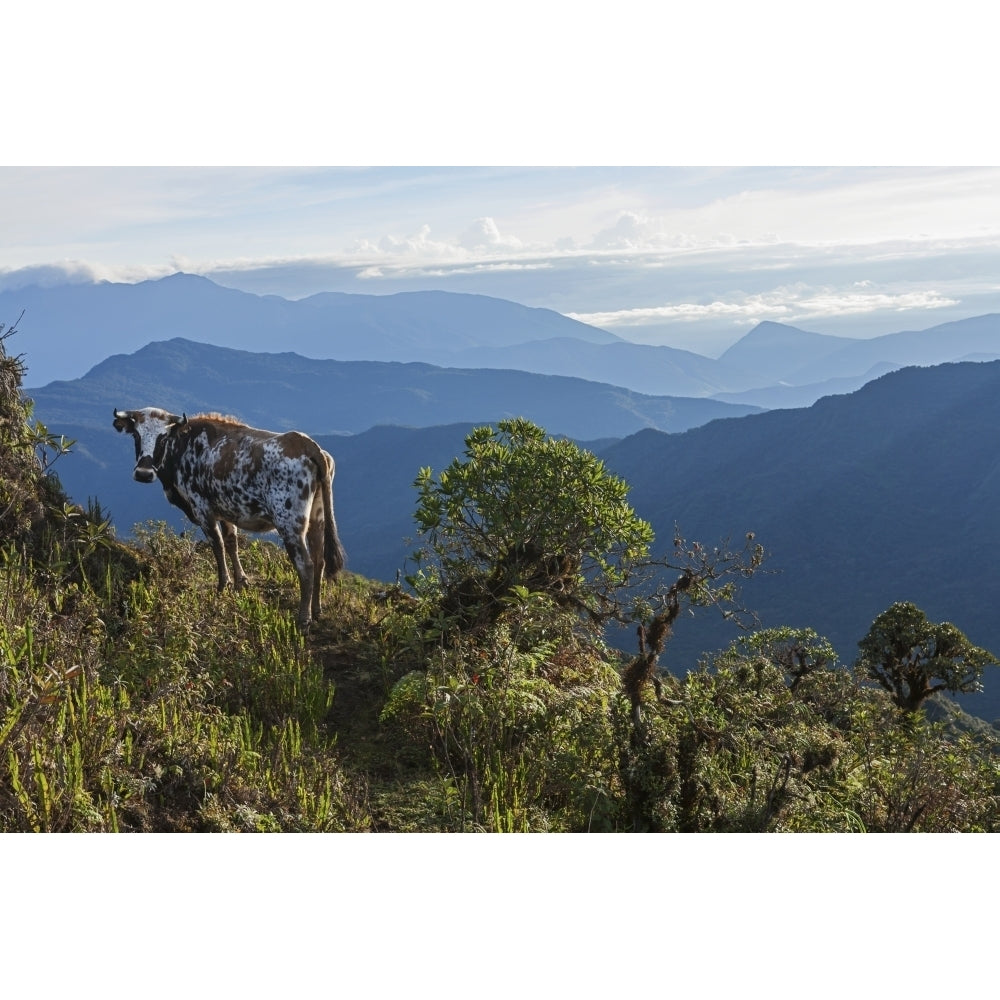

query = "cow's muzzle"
133;457;157;484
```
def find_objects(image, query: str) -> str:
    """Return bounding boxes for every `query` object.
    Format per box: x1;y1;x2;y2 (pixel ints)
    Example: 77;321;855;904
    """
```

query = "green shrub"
412;418;653;632
382;587;624;830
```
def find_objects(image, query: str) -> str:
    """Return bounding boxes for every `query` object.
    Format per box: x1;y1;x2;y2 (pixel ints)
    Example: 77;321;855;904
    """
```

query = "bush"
381;587;624;831
411;418;653;632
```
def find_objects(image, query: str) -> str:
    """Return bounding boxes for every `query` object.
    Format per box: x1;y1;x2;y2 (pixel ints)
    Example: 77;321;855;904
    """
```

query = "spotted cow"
113;407;346;629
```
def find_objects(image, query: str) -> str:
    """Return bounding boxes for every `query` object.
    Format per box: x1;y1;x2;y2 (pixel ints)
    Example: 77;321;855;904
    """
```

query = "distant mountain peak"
145;271;234;292
748;320;811;335
718;320;858;380
155;271;206;283
738;320;833;343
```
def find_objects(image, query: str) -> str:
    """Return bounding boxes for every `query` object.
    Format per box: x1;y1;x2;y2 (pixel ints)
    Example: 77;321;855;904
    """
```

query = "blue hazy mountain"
715;320;859;379
435;337;759;397
7;273;620;386
599;360;1000;721
784;313;1000;382
9;274;1000;408
28;337;759;437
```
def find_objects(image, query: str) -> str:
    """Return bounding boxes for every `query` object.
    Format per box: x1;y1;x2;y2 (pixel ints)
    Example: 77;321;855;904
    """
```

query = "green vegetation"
411;417;654;631
3;321;1000;832
857;601;998;713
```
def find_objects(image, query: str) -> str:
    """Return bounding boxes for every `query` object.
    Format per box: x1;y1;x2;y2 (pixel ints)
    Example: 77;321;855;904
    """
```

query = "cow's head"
113;407;187;483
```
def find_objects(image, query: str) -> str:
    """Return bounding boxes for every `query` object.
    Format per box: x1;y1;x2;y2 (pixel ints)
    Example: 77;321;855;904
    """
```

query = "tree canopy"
412;417;654;629
856;601;998;713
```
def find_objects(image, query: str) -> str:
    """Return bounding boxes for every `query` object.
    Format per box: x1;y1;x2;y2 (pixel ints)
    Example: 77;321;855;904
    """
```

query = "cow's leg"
307;495;326;620
220;521;249;590
282;530;315;629
204;518;231;592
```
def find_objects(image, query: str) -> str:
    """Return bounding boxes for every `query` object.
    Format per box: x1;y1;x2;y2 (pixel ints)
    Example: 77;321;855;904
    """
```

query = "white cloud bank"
0;259;176;291
569;288;961;329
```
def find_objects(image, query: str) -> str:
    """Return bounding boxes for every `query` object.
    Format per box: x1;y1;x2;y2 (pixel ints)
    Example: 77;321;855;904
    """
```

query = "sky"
4;165;1000;356
5;4;1000;359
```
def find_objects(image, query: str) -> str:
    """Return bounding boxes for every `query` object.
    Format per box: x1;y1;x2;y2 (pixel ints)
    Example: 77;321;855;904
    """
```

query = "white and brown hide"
113;407;345;628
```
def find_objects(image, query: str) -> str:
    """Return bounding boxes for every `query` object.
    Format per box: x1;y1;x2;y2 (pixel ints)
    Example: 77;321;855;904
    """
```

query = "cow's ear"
160;414;185;440
113;409;133;433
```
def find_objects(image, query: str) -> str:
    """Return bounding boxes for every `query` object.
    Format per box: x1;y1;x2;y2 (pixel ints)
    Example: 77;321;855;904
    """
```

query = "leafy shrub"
412;418;653;632
382;587;623;830
856;601;999;713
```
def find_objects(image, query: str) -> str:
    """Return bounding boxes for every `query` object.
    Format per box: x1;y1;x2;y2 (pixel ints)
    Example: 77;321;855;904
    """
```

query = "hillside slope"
789;313;1000;382
601;360;1000;719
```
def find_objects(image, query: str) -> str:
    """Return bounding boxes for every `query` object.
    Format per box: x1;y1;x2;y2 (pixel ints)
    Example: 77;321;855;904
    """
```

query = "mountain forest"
4;315;1000;833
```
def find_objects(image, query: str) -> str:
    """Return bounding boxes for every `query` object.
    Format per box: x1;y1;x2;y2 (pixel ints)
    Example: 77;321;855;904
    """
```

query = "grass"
0;526;383;831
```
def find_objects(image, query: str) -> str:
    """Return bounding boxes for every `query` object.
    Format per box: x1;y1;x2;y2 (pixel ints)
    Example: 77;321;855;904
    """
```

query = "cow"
113;407;346;629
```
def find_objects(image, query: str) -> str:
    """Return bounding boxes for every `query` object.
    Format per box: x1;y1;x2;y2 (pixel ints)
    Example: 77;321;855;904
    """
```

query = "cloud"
587;211;718;252
791;288;959;318
590;211;653;249
459;217;523;252
0;260;174;291
568;287;960;329
350;216;528;262
402;261;554;278
367;224;457;259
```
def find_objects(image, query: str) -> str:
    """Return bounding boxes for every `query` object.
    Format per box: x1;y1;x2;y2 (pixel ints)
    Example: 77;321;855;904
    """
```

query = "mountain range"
27;337;758;438
9;274;1000;407
339;362;1000;724
8;274;618;386
326;362;1000;728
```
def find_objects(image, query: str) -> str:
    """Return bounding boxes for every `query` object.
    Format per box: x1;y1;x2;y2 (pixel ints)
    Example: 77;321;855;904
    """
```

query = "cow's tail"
317;447;346;579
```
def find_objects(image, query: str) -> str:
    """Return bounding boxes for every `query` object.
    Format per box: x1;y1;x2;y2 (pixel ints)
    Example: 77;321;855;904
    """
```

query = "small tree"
396;418;653;828
412;418;654;631
618;531;765;830
743;626;839;692
856;601;998;714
